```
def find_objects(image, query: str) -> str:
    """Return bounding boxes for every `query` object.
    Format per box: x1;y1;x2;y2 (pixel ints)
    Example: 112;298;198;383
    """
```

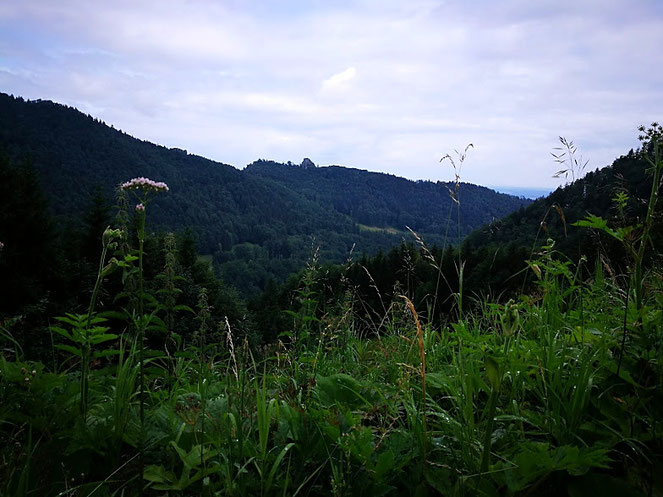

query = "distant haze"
1;0;661;189
490;186;553;199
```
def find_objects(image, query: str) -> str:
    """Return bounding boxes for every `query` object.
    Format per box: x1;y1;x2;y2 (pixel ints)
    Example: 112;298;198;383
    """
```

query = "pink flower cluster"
120;177;169;192
136;203;145;212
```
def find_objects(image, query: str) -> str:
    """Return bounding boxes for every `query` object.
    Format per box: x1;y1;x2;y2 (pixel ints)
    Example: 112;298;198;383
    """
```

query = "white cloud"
322;67;357;92
0;0;662;187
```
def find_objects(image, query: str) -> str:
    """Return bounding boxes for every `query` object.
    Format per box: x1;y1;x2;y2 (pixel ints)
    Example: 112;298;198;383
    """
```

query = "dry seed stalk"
224;316;238;381
401;296;426;403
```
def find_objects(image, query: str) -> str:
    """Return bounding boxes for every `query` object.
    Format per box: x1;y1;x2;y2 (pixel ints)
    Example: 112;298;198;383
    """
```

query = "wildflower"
120;177;169;192
119;177;168;216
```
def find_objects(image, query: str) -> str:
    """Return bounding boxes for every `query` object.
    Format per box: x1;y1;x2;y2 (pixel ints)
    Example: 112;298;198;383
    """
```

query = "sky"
1;0;662;190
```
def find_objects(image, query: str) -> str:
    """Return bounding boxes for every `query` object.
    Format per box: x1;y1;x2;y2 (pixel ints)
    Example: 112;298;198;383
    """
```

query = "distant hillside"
0;92;530;294
464;149;662;260
245;160;527;238
250;141;663;338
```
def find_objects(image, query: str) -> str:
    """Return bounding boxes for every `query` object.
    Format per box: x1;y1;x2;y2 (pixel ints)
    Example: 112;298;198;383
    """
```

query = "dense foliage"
1;162;662;494
464;149;662;261
1;93;662;496
245;159;523;237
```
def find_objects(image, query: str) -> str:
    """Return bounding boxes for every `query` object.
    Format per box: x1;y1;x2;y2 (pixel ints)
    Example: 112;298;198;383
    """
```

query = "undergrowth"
1;125;662;496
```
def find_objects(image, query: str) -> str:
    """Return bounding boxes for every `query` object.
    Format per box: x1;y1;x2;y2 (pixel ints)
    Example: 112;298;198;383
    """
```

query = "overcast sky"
1;0;662;189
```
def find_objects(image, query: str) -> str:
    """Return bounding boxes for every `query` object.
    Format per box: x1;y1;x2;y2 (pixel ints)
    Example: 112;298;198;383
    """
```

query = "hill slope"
245;159;527;237
464;149;661;258
251;139;663;339
0;92;529;293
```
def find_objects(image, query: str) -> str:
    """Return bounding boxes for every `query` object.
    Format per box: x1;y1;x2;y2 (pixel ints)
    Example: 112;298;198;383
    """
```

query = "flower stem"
81;240;109;419
137;207;146;491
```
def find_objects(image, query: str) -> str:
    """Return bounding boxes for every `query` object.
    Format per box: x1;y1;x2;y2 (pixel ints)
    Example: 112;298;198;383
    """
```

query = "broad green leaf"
485;355;501;390
88;316;108;325
173;304;195;313
573;214;621;240
49;326;73;340
93;349;121;359
375;450;395;479
88;326;111;335
98;310;129;320
54;315;84;327
89;334;118;346
143;464;173;484
603;361;643;388
55;344;82;357
315;373;368;408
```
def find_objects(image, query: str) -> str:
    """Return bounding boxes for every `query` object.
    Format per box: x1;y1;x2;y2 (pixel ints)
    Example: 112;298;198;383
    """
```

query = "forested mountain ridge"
0;92;530;293
463;148;662;263
252;140;663;339
245;159;528;237
0;92;348;251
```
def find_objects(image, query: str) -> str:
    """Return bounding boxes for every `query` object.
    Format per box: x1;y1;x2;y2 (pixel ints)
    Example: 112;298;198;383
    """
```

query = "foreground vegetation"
2;246;661;496
1;126;662;496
